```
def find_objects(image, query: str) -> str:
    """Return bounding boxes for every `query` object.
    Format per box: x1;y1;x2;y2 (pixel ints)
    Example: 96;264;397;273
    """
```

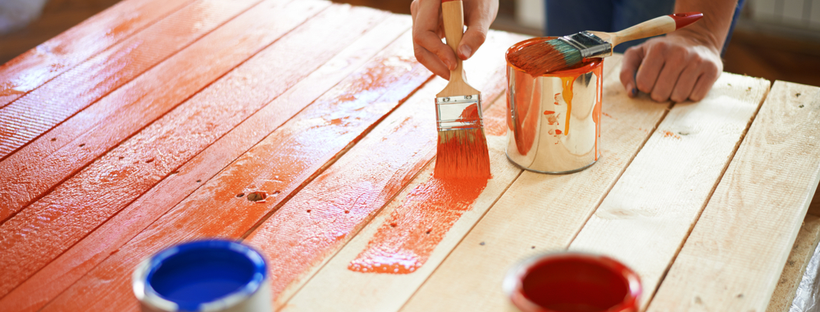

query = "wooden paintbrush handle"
441;0;465;84
611;12;703;47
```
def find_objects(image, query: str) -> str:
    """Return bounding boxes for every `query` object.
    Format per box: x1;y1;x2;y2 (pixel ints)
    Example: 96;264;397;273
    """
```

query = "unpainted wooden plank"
401;55;669;312
0;1;377;300
0;10;410;312
280;93;519;312
243;30;523;310
0;0;195;108
648;81;820;312
0;0;268;222
39;20;432;312
767;214;820;312
569;74;770;310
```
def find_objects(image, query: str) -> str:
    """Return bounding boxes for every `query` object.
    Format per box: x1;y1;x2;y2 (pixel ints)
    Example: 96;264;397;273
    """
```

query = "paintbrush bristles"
434;129;491;179
507;39;582;76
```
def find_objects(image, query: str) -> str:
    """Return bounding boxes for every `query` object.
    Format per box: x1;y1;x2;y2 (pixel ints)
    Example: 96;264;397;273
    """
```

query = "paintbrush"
508;12;704;75
434;0;491;179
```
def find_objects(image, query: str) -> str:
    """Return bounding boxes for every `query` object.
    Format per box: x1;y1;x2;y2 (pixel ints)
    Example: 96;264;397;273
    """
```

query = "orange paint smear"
0;3;388;303
0;0;271;222
0;0;194;109
661;130;681;139
0;0;256;161
349;174;487;273
28;15;432;311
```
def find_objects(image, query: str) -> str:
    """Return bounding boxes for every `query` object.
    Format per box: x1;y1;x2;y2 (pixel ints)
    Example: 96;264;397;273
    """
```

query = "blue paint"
144;240;267;311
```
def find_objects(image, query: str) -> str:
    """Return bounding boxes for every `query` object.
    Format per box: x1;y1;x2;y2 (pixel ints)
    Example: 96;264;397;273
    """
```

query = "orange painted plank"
0;0;263;160
0;15;413;312
40;24;432;312
0;0;322;223
0;0;339;299
0;0;195;108
242;31;521;309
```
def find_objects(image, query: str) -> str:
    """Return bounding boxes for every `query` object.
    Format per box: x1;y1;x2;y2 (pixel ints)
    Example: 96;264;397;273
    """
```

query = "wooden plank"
280;93;520;312
568;75;771;310
243;30;523;310
0;0;371;300
0;13;411;312
0;0;323;223
0;0;195;108
0;0;263;161
767;214;820;312
401;55;669;312
39;20;433;312
648;81;820;312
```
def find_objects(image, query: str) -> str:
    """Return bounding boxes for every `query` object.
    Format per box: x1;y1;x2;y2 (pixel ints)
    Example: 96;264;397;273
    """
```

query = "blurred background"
0;0;818;86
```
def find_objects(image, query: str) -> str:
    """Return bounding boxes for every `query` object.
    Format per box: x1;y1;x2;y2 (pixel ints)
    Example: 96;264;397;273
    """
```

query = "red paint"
33;19;429;312
670;12;704;30
0;2;390;303
0;0;194;109
508;253;641;312
433;129;491;179
349;174;487;273
555;129;562;135
543;110;555;115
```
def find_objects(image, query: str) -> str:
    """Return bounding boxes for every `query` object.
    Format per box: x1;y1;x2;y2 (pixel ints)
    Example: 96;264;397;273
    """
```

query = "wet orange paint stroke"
0;0;194;109
0;0;321;223
0;3;382;300
348;174;488;274
36;27;431;312
243;32;523;308
0;0;249;160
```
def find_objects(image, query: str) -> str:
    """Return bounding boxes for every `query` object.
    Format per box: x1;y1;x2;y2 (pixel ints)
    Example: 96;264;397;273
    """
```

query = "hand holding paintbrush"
508;12;704;75
434;0;491;179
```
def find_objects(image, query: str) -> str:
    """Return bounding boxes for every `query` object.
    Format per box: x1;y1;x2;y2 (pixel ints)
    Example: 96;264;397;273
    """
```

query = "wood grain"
0;0;262;161
280;94;519;312
0;0;267;222
0;0;195;108
0;0;362;301
648;81;820;312
244;30;523;310
767;214;820;312
0;8;409;312
40;18;431;312
569;74;770;310
401;55;671;312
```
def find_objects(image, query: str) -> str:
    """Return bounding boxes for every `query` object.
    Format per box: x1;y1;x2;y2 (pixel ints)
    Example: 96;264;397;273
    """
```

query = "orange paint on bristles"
434;103;490;179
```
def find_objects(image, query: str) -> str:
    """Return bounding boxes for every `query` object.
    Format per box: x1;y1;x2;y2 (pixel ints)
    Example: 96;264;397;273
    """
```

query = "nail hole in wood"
196;179;201;183
425;230;431;234
531;246;536;249
479;242;485;246
247;191;267;202
799;104;805;108
306;209;311;213
51;138;57;141
119;156;124;160
79;143;85;147
145;158;154;163
236;193;244;198
344;210;350;214
390;223;397;228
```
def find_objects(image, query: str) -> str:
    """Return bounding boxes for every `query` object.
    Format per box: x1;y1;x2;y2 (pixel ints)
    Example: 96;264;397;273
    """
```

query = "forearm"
672;0;738;52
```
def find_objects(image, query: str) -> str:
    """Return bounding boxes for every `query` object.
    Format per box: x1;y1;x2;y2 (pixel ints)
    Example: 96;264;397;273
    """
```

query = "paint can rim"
132;239;267;312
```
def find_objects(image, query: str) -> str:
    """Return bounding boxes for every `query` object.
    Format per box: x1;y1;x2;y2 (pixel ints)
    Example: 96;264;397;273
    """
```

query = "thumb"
620;45;645;97
456;26;487;60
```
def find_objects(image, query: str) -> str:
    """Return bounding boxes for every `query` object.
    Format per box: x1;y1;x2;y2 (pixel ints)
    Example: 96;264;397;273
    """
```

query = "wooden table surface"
1;0;819;311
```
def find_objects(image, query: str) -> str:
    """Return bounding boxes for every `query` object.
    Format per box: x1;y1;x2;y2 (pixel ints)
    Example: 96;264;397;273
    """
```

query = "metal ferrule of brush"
557;31;612;59
436;95;483;131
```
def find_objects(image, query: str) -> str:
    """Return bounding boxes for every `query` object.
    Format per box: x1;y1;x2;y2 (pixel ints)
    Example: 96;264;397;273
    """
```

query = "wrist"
667;28;722;55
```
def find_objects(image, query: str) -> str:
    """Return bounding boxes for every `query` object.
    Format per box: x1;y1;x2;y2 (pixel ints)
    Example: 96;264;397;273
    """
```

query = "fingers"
457;27;486;60
620;45;645;98
411;0;456;79
623;37;723;103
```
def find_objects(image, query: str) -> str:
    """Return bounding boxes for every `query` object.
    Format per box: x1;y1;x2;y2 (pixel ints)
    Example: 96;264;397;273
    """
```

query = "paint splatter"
349;174;488;274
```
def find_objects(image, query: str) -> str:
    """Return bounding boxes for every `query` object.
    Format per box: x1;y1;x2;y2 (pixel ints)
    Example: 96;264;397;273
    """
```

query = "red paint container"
503;252;641;312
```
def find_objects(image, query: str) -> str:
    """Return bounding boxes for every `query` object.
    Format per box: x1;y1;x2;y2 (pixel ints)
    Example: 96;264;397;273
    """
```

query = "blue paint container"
132;239;271;312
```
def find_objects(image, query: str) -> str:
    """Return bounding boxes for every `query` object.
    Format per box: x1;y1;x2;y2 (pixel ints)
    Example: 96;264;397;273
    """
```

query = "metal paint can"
505;38;604;174
503;252;641;312
133;239;272;312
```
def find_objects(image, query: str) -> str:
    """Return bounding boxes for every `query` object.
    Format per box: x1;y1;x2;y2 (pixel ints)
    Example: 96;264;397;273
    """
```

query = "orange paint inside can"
349;173;488;274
